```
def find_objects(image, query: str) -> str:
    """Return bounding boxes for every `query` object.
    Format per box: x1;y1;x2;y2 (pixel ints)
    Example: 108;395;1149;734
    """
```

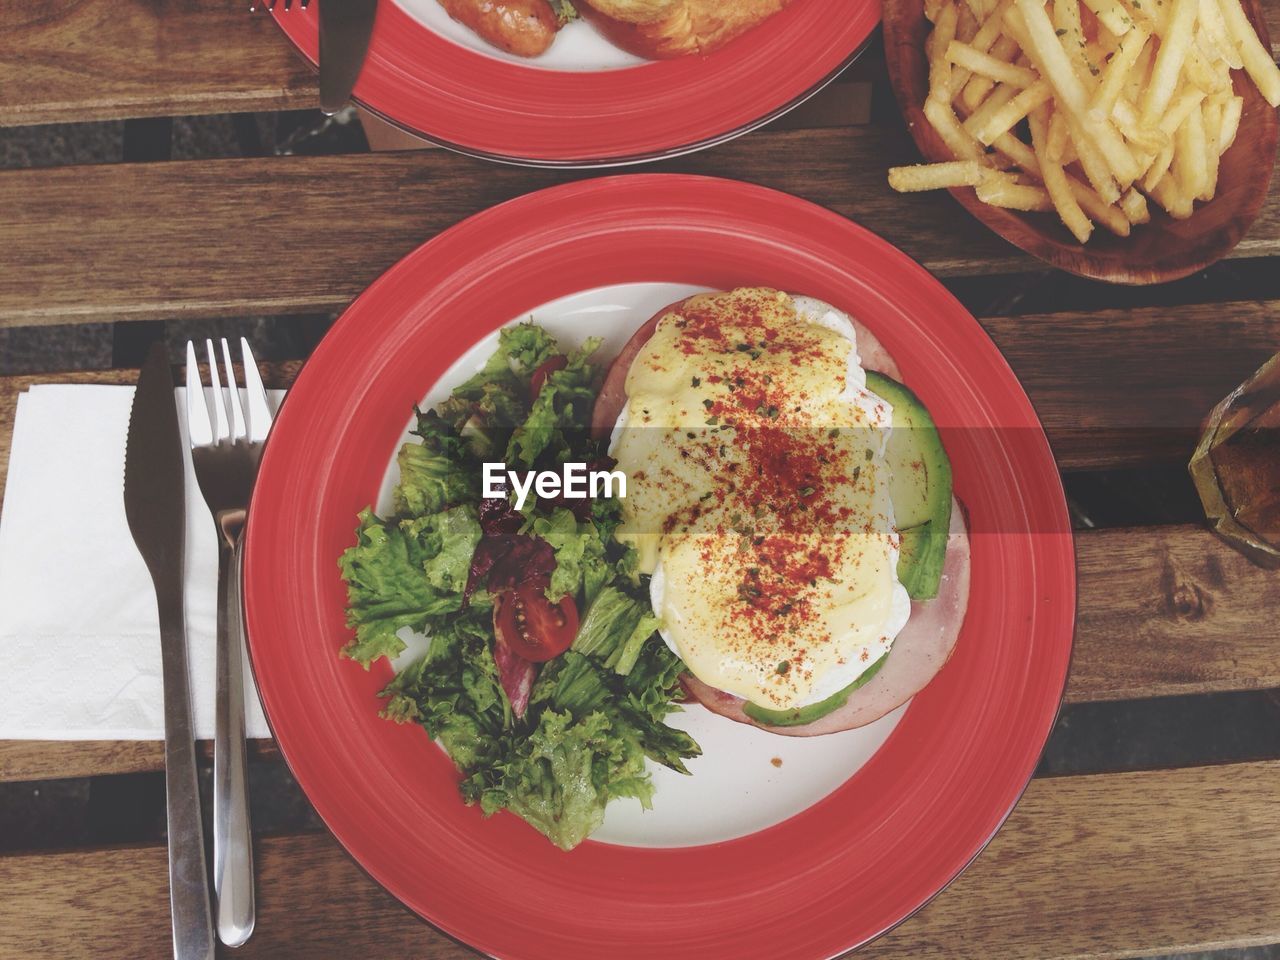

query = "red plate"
244;174;1075;959
268;0;875;165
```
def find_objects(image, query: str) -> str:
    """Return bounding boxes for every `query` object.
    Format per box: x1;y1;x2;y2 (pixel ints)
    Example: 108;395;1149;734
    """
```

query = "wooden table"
3;3;1280;958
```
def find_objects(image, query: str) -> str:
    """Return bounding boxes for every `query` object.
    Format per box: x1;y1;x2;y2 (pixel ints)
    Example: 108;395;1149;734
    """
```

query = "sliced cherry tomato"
493;578;579;663
529;355;568;401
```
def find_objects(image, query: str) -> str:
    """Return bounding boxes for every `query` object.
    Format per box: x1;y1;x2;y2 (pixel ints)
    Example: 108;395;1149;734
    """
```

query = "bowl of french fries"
882;0;1279;282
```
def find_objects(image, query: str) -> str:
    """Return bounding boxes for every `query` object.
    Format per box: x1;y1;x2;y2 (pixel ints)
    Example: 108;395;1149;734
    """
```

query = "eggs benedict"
591;288;970;735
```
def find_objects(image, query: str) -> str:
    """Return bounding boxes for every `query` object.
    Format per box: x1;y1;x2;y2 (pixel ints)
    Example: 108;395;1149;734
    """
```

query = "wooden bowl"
881;0;1279;284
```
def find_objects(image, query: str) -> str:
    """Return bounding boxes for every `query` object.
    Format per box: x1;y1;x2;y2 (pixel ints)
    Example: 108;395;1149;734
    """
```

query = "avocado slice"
864;370;953;600
743;651;889;726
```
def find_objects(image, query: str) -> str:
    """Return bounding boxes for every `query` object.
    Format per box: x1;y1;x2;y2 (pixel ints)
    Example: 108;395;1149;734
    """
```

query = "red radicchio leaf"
477;496;524;536
465;533;556;602
491;621;537;719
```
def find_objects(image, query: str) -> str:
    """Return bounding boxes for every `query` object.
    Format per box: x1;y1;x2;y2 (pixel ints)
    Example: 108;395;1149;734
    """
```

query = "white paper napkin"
0;383;283;741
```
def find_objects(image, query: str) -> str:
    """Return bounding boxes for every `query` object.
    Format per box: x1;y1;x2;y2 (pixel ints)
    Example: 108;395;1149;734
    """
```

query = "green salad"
338;323;700;850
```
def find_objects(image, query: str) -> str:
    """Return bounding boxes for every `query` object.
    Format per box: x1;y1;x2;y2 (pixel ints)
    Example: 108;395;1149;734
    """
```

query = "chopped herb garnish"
776;661;790;675
691;376;701;387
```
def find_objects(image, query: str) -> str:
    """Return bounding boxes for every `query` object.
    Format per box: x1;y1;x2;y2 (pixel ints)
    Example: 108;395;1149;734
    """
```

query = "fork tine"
220;338;248;442
205;339;231;442
185;341;215;447
240;337;273;443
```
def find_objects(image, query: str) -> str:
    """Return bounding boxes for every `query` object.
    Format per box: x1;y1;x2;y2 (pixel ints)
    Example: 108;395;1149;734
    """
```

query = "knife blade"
124;343;215;960
319;0;378;115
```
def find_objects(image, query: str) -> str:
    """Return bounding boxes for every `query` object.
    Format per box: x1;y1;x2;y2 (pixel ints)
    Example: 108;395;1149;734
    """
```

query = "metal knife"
319;0;378;115
124;343;216;960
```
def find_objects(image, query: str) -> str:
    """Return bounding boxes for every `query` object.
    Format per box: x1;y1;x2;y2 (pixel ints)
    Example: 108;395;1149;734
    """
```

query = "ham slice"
591;293;970;735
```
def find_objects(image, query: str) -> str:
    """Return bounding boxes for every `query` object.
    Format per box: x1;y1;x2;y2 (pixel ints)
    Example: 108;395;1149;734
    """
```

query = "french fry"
1173;106;1210;199
1149;176;1195;218
1047;107;1071;161
1029;104;1094;242
1069;113;1123;201
1068;179;1133;234
1013;0;1141;184
1081;0;1136;35
972;0;1015;51
924;96;989;161
1143;141;1177;190
962;0;995;21
1157;88;1210;137
961;34;1021;111
1219;0;1280;105
992;132;1043;174
925;0;947;24
1124;38;1156;102
975;179;1055;210
1140;0;1198;123
947;40;1041;86
1202;99;1223;199
1111;96;1168;151
1184;45;1233;92
953;4;980;90
929;2;961;103
962;83;1021;135
1199;0;1244;68
1089;26;1149;121
1095;24;1123;55
1120;187;1152;223
888;160;995;191
950;16;996;97
971;79;1054;143
1218;94;1244;151
1054;0;1095;80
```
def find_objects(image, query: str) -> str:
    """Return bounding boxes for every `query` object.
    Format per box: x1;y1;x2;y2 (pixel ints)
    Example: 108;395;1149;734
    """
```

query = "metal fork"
186;338;273;948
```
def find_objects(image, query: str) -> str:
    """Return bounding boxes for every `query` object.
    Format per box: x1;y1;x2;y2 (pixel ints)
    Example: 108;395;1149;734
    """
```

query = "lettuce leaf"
500;322;561;376
571;585;645;660
380;613;512;765
527;508;608;603
394;443;473;517
472;709;651;851
337;507;480;666
507;338;602;466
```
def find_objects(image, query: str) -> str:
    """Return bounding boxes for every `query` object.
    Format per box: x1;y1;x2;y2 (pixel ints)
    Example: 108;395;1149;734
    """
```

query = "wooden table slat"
4;131;1280;327
0;761;1276;959
0;1;314;128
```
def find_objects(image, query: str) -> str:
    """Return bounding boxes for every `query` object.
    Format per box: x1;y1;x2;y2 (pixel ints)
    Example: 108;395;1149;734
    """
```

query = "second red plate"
269;0;876;165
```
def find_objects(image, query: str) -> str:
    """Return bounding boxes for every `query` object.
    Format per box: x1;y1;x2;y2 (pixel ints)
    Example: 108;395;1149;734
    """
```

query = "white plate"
378;282;906;847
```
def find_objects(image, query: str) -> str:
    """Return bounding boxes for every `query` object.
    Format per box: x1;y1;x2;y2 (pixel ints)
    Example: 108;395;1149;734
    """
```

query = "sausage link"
437;0;559;57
